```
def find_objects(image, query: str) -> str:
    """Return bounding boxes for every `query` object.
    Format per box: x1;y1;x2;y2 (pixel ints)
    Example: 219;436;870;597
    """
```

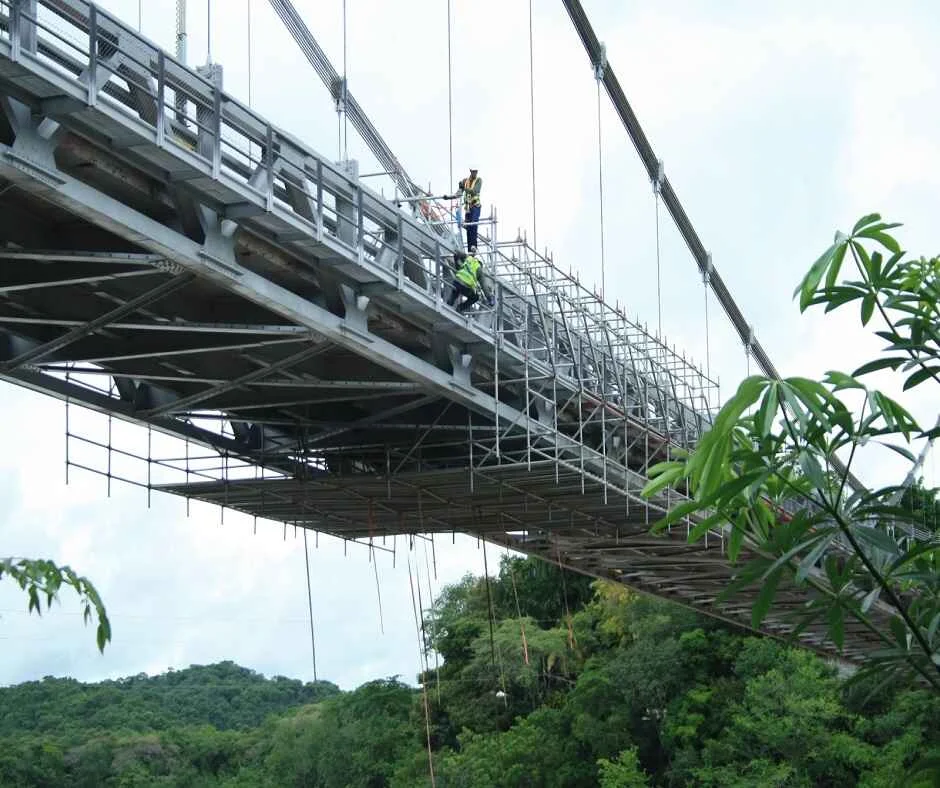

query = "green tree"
643;215;940;691
597;748;650;788
261;678;422;787
1;557;110;652
2;561;939;786
433;706;594;787
693;644;875;786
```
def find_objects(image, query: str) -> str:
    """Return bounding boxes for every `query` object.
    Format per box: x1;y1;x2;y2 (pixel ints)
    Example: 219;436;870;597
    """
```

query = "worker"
447;248;493;313
451;168;482;250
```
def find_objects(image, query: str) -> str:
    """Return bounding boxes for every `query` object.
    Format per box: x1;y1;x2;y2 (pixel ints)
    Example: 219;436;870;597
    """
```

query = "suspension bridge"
0;0;914;664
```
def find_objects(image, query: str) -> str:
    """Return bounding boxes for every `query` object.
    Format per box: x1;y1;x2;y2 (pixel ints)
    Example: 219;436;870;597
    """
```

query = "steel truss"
0;0;891;663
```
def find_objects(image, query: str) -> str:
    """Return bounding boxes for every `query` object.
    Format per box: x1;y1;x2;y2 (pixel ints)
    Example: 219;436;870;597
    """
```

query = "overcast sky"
2;0;939;690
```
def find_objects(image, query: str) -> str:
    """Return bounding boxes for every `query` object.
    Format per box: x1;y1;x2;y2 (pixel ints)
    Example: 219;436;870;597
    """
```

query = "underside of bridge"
0;0;894;664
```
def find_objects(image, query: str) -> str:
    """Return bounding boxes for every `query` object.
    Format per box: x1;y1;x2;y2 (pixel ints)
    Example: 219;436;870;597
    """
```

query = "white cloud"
1;0;938;689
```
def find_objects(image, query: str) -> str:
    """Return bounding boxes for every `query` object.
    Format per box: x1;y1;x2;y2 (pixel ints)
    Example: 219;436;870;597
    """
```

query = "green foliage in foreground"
643;215;940;692
1;556;938;787
1;557;111;651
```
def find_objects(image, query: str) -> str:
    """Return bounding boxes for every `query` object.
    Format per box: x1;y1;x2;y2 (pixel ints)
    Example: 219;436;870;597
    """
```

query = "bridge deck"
0;0;890;663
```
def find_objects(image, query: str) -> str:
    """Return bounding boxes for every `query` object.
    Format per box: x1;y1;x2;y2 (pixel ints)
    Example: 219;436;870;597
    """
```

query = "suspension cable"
704;266;712;381
138;0;142;32
595;79;606;300
528;0;537;249
446;0;453;190
654;192;663;338
206;0;212;63
247;0;252;107
302;529;318;681
342;0;349;161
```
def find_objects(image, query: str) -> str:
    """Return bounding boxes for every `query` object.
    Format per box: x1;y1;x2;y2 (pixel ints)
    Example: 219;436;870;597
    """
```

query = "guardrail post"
19;0;37;56
10;0;21;62
315;158;323;236
88;5;98;107
265;124;275;213
156;52;166;146
195;62;223;175
334;158;359;249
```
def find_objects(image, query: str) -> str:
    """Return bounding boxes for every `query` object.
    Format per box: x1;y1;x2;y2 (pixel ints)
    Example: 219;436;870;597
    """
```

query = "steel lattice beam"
0;273;196;370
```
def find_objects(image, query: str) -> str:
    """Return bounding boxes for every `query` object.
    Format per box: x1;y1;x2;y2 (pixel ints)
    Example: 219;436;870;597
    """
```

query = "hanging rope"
416;566;431;662
595;79;606;300
407;557;437;787
509;564;530;666
555;542;575;649
528;0;537;250
423;540;443;703
481;538;497;667
368;501;385;635
446;0;454;190
302;529;318;681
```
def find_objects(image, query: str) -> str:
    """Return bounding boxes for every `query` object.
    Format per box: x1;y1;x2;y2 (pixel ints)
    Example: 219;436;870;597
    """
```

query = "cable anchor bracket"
592;43;607;81
332;76;348;114
653;158;665;196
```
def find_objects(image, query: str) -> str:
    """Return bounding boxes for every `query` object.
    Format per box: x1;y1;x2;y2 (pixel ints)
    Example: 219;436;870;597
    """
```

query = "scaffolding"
0;0;906;662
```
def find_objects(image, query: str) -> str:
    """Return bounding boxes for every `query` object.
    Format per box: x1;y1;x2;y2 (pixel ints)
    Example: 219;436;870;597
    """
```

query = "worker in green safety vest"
447;248;493;313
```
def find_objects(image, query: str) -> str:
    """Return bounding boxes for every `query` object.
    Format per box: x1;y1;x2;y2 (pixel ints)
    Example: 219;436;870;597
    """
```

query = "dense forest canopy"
1;555;937;787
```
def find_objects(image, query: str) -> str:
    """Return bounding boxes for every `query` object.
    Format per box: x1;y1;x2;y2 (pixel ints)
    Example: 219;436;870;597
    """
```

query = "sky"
1;0;939;690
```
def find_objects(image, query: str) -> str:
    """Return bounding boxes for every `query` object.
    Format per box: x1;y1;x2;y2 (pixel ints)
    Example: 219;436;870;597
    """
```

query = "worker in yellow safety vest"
450;168;482;250
447;248;493;313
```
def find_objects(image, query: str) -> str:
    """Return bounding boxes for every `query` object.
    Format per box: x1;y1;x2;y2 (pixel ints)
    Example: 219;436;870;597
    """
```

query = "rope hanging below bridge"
482;538;497;667
407;555;437;787
302;529;318;682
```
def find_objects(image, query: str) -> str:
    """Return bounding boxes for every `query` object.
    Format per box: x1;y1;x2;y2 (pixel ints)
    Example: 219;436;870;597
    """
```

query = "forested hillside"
1;556;937;787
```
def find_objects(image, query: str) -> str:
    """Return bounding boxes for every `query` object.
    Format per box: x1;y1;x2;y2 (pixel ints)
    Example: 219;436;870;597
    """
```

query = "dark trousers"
465;204;481;249
448;280;479;313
